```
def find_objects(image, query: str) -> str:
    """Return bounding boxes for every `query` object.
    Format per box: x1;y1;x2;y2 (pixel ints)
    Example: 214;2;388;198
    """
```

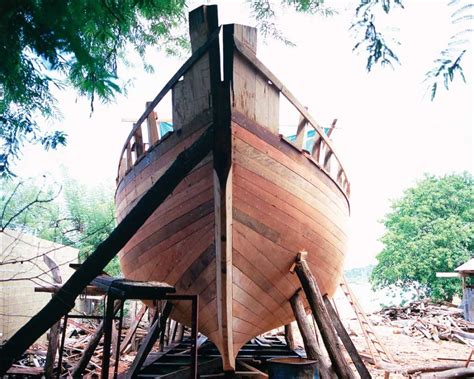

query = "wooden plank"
233;132;348;219
134;125;144;158
233;195;345;271
116;25;221;172
233;123;347;212
233;166;347;243
121;213;214;275
117;125;212;212
231;112;348;207
120;199;214;270
117;159;212;240
234;176;347;246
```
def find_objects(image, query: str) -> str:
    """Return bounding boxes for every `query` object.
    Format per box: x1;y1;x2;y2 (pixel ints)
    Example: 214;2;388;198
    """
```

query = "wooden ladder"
340;277;395;365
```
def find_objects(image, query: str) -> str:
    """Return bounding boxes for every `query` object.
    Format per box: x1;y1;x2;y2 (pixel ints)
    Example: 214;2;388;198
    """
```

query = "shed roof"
455;258;474;273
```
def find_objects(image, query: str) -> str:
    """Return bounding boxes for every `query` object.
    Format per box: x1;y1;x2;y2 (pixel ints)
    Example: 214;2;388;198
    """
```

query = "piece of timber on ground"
114;5;350;371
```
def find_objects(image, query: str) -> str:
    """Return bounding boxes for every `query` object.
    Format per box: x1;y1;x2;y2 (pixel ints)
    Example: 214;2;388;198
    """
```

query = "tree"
0;174;119;277
371;172;474;301
0;0;187;177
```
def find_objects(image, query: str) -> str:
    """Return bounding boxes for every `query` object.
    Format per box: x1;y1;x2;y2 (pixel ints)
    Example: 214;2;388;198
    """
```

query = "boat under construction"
115;5;350;371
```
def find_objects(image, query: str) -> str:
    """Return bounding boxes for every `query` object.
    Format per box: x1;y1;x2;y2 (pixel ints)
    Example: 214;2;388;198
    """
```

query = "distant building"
0;229;78;342
455;258;474;322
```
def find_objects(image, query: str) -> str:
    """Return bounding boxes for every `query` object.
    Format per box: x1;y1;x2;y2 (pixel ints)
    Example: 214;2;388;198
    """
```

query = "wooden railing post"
294;108;308;149
293;253;355;379
146;101;160;145
133;124;144;158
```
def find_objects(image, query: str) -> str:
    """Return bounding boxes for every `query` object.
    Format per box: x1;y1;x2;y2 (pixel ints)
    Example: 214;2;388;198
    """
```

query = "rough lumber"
294;254;354;379
120;304;148;354
290;290;333;379
0;125;214;375
419;367;474;378
127;302;172;378
70;301;122;378
323;295;371;379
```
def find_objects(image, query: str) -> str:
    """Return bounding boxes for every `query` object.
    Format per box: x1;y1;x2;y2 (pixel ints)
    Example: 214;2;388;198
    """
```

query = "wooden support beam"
174;323;184;342
293;254;354;379
284;323;295;351
70;301;122;378
126;302;173;378
0;125;214;374
323;295;371;379
44;320;60;379
120;304;148;354
290;290;333;379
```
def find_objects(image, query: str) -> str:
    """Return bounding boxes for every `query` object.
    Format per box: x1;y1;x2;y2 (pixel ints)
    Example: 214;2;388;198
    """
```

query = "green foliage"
0;0;187;177
0;174;120;275
371;173;474;301
424;0;473;100
351;0;403;71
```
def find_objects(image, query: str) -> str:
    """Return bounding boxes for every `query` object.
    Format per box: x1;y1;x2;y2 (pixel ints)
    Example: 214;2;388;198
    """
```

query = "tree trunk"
0;126;214;374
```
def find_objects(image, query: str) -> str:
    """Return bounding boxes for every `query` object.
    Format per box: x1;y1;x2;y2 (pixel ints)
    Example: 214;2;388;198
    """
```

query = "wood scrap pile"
5;345;47;377
374;300;474;344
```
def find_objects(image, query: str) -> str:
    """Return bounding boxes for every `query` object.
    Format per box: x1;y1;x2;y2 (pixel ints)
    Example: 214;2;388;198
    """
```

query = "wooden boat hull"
115;6;350;370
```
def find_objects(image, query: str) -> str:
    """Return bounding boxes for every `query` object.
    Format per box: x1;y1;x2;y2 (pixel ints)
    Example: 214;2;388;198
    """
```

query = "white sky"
14;0;473;269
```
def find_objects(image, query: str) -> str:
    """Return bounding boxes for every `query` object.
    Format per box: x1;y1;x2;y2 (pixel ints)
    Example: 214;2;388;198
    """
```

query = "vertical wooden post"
294;254;354;379
44;320;60;378
294;111;307;149
284;323;296;350
323;296;371;379
174;323;184;342
146;102;160;144
290;290;333;379
133;125;144;158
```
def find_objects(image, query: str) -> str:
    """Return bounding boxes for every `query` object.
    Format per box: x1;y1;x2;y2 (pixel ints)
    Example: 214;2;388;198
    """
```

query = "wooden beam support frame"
290;290;333;379
323;295;371;379
293;252;354;379
126;302;173;379
0;125;214;374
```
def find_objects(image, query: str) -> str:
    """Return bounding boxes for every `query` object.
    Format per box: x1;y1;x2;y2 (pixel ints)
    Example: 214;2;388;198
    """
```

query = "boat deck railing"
116;28;350;198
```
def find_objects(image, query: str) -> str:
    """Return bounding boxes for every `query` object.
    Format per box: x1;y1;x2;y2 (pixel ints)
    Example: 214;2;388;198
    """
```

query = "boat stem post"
290;289;334;379
293;252;355;379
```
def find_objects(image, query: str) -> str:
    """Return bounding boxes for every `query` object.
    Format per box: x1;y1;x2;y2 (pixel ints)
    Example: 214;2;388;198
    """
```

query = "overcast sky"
14;0;473;268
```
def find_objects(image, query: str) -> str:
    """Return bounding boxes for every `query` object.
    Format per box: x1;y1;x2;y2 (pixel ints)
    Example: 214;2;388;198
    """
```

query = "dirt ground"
346;318;472;378
290;314;471;378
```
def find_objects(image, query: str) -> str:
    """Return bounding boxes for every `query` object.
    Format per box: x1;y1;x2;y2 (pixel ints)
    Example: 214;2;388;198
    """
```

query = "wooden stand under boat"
115;5;350;371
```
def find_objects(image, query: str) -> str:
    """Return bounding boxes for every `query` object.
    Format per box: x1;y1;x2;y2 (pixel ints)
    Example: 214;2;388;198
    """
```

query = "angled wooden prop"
0;125;214;374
